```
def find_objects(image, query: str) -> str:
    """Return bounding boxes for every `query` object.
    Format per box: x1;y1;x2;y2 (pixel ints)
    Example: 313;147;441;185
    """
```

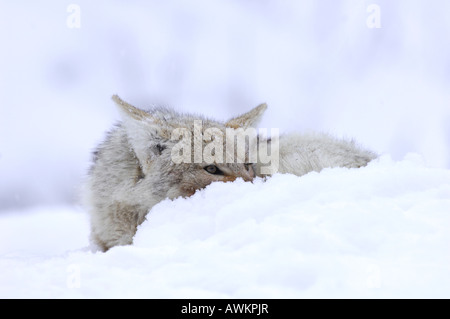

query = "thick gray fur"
254;132;377;177
85;96;261;251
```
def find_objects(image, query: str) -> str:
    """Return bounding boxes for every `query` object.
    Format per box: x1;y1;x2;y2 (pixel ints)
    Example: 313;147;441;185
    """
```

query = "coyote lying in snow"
85;95;376;251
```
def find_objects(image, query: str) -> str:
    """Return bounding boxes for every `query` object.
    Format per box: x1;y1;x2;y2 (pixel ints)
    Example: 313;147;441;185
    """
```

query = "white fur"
275;132;376;175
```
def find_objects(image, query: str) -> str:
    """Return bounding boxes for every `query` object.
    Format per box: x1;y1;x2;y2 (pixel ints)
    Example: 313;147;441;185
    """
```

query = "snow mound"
1;154;449;298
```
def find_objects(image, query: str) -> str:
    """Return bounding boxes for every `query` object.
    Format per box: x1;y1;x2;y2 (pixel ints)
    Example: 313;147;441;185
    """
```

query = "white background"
1;0;449;210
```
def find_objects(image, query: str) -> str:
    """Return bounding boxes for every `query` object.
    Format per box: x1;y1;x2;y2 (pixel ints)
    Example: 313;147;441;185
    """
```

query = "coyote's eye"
204;165;224;175
244;163;251;171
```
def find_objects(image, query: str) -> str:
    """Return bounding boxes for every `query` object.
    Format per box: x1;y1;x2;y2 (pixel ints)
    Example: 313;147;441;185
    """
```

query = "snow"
1;155;449;298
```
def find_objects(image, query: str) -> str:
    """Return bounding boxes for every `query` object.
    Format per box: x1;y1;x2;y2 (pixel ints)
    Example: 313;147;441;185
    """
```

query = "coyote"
85;95;376;251
85;95;265;251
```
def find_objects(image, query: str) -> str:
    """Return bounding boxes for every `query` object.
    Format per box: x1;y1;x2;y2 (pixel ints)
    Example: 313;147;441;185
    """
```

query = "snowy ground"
1;155;449;298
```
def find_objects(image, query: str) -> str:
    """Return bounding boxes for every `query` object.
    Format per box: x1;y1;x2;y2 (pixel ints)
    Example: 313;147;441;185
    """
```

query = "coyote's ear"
113;95;171;139
112;95;171;171
225;103;267;129
113;94;152;122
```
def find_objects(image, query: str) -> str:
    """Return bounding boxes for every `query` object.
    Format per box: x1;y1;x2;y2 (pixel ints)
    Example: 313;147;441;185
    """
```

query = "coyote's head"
112;95;267;198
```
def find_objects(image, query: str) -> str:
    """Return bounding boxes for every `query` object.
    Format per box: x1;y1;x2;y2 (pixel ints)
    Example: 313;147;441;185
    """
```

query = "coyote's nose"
241;164;255;182
223;165;255;183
